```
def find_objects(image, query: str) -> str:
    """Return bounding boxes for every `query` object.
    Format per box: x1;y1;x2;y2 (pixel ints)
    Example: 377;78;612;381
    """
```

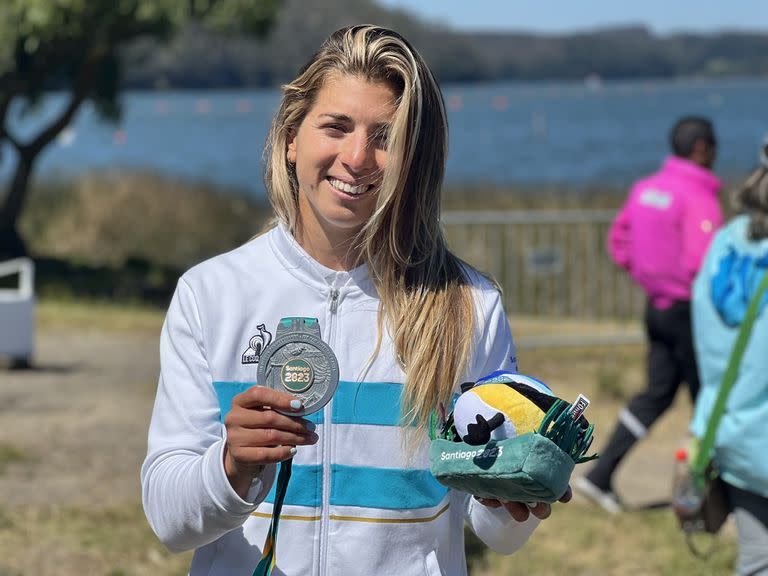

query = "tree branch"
0;72;24;151
25;45;107;158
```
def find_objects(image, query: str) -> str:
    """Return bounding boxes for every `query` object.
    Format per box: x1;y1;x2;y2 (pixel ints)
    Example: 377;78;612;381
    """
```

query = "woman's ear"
287;130;297;164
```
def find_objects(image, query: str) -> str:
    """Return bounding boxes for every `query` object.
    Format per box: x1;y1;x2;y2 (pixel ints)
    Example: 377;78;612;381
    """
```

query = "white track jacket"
141;224;538;576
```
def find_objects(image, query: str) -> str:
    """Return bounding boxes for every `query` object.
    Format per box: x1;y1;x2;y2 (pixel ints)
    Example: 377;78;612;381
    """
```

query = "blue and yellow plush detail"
429;371;598;503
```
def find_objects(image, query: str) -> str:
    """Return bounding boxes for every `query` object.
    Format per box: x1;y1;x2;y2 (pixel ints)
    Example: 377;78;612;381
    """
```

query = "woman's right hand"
223;386;319;498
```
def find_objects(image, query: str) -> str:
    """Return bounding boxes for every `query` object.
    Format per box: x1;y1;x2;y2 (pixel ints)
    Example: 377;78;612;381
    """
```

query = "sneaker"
573;476;622;514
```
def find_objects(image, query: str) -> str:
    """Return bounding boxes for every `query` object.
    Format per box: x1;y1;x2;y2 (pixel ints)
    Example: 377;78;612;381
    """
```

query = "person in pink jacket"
574;116;723;513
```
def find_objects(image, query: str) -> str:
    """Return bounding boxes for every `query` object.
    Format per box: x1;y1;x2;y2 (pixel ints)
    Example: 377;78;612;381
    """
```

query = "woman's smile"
326;177;375;197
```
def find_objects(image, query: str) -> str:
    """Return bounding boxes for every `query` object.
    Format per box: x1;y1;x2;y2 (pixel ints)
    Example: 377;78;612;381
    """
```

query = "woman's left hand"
475;485;572;522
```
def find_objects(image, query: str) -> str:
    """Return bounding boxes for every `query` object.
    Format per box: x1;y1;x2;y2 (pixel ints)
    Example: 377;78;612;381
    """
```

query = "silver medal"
257;318;339;416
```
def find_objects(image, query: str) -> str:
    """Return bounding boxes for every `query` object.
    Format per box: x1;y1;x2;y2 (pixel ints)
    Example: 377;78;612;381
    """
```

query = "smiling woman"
287;73;396;269
141;24;561;576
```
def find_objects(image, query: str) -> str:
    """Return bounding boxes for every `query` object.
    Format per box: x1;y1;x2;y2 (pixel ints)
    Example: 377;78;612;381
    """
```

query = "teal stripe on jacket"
212;381;325;424
332;381;402;426
213;380;404;425
331;465;448;510
264;464;322;507
214;380;447;510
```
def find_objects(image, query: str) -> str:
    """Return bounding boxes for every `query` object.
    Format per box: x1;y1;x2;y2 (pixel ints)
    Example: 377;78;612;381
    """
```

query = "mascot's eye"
460;382;475;393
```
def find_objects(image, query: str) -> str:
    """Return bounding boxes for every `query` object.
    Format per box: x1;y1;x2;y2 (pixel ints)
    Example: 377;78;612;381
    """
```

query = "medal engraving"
280;358;314;393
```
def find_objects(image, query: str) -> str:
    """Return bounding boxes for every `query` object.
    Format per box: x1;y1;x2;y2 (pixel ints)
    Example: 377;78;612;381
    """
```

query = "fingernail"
289;447;297;456
290;400;302;410
304;421;316;432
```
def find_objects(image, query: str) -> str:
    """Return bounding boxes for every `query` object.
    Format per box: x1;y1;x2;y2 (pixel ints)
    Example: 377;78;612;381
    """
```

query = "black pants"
587;300;700;491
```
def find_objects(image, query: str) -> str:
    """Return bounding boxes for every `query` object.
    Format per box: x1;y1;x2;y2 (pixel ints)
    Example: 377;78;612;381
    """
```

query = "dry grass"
0;443;28;475
36;299;165;333
442;183;625;211
482;506;736;576
0;504;191;576
20;171;272;270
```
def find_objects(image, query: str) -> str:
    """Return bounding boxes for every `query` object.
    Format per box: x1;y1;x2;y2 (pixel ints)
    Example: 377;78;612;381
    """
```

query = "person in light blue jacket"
691;152;768;576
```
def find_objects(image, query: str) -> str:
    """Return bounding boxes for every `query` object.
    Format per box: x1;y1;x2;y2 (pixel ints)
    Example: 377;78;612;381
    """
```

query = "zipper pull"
329;288;339;314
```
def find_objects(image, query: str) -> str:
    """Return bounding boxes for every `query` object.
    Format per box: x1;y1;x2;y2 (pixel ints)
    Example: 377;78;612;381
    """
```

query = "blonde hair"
263;25;476;435
731;165;768;241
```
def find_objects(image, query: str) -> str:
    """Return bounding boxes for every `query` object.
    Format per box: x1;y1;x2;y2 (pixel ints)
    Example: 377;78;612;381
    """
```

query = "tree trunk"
0;49;101;261
0;152;34;260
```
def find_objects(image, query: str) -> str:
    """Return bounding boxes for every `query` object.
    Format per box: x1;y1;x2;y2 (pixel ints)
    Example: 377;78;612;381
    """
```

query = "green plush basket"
429;433;574;503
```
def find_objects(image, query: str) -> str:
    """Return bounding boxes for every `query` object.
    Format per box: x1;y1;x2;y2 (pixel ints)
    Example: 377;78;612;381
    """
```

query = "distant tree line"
121;0;768;89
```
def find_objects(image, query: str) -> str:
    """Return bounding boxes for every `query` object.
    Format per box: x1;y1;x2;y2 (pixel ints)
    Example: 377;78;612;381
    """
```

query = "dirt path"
0;327;160;507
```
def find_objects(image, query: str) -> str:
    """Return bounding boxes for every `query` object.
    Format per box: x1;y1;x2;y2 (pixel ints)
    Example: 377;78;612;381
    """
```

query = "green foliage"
0;0;279;252
0;506;14;531
122;0;485;88
17;172;272;304
0;443;27;475
464;526;490;573
195;0;281;36
596;360;629;400
122;3;768;89
0;0;278;109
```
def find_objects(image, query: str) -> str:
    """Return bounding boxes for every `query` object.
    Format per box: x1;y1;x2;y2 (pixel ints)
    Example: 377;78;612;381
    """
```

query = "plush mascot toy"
429;371;598;504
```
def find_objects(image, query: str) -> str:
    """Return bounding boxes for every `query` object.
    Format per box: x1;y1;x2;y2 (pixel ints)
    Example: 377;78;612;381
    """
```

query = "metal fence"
442;210;646;330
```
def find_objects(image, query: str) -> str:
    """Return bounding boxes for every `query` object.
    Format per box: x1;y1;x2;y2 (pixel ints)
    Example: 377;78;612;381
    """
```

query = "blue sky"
377;0;768;34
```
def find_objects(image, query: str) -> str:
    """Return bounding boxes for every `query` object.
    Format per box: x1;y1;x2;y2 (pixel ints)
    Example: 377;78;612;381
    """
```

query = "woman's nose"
340;131;375;172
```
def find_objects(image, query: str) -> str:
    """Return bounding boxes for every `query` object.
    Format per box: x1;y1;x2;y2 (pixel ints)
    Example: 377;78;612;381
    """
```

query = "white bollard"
0;257;35;365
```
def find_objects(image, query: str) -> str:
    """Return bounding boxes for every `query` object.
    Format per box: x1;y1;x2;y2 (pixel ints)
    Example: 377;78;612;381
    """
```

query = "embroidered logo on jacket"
242;324;273;364
638;188;672;210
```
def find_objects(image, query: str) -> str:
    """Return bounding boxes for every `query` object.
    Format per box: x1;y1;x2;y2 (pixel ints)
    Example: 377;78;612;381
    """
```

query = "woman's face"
288;73;397;250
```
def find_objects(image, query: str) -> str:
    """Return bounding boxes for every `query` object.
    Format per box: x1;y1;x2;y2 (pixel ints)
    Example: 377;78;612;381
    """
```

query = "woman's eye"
322;124;346;135
371;131;388;149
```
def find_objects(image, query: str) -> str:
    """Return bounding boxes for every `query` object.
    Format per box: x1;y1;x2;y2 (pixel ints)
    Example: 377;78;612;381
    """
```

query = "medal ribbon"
253;457;293;576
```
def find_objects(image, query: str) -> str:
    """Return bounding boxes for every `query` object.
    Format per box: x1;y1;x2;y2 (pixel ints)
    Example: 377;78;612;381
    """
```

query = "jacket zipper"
329;288;339;314
319;285;339;576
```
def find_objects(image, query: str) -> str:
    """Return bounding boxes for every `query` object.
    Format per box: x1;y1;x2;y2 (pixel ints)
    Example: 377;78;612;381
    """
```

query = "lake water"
2;76;767;197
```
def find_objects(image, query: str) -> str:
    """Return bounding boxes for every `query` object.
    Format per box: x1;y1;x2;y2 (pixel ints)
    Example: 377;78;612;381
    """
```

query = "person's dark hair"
669;116;717;157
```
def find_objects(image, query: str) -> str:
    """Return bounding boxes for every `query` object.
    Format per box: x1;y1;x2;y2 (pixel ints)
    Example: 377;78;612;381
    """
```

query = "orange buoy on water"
492;95;508;111
196;99;211;114
447;94;463;111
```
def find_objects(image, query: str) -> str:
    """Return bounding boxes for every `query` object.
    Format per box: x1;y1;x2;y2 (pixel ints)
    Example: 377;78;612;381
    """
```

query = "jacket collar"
268;223;373;294
660;156;721;195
